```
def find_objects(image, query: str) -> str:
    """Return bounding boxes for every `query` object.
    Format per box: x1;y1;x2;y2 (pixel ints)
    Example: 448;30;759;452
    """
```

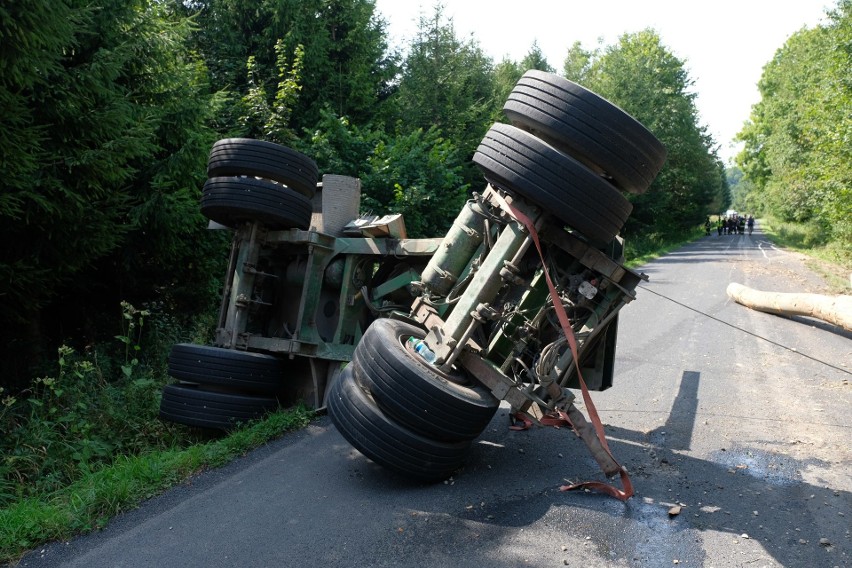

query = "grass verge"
758;216;851;294
0;407;312;565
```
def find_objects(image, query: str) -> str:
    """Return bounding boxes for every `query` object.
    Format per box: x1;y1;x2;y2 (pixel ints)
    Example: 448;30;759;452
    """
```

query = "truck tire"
159;384;278;430
328;365;471;482
167;343;285;395
503;70;666;194
201;176;312;230
474;123;631;243
207;138;318;199
352;318;498;442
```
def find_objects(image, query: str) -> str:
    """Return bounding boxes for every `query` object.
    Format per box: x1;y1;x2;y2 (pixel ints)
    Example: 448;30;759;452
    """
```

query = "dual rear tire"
328;365;472;482
502;70;666;195
159;344;284;431
474;70;666;244
160;138;319;430
328;319;499;481
200;138;318;230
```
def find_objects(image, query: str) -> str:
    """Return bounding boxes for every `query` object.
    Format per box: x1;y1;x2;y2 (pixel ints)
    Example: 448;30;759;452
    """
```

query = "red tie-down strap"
510;409;572;430
499;195;634;502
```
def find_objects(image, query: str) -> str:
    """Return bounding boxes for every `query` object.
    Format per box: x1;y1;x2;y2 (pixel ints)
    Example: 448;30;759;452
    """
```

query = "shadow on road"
785;315;852;339
340;368;848;567
640;232;768;267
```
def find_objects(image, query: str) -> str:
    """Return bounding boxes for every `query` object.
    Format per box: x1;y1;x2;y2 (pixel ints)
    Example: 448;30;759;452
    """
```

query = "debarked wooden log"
726;282;852;332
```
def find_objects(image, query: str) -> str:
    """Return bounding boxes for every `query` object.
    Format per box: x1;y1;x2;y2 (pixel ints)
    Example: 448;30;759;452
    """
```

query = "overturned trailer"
160;71;666;490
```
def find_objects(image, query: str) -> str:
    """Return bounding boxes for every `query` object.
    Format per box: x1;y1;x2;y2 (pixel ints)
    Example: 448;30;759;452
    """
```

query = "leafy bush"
0;305;198;508
361;127;469;238
770;218;829;249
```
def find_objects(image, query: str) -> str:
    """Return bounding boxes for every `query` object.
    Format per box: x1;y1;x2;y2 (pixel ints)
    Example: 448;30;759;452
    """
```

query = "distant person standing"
704;217;712;236
717;216;724;236
747;215;755;235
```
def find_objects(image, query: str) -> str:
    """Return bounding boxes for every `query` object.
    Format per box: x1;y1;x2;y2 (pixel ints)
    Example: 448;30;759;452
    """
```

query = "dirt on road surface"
16;228;851;568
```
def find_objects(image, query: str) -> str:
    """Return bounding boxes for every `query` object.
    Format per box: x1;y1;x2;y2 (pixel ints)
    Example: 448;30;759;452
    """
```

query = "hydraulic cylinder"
419;200;486;296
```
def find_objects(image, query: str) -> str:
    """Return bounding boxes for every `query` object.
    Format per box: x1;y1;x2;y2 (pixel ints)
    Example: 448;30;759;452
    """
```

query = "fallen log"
726;283;852;332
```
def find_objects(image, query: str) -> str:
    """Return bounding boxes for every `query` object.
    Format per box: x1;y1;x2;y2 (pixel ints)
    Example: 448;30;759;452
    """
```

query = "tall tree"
492;57;524;115
726;166;758;214
737;0;851;244
393;3;496;176
180;0;397;137
562;41;594;82
354;3;500;235
0;0;221;385
520;40;555;73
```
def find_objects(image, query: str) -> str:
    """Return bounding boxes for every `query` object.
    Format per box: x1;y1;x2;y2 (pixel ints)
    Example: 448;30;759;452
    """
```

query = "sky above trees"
374;0;830;163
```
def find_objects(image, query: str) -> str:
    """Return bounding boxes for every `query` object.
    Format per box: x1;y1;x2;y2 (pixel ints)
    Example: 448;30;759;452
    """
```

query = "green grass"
758;216;851;294
0;407;312;564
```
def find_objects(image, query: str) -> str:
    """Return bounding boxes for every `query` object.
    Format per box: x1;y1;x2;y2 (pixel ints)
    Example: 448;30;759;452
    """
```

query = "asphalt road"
16;226;851;568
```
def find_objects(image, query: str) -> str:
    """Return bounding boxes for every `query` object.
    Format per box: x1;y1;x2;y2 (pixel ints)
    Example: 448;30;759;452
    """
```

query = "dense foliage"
176;0;397;137
0;0;227;386
736;0;851;250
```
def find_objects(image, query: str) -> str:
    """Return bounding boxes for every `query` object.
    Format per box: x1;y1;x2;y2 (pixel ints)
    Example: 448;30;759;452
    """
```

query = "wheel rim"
398;332;472;387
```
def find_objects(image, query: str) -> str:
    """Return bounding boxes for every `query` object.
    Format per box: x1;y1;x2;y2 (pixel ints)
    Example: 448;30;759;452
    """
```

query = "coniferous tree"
492;57;525;120
520;41;555;73
181;0;397;136
393;4;495;170
0;0;221;385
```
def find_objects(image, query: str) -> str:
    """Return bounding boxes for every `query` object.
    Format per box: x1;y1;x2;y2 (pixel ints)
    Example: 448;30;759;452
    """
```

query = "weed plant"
0;348;175;503
0;303;213;508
